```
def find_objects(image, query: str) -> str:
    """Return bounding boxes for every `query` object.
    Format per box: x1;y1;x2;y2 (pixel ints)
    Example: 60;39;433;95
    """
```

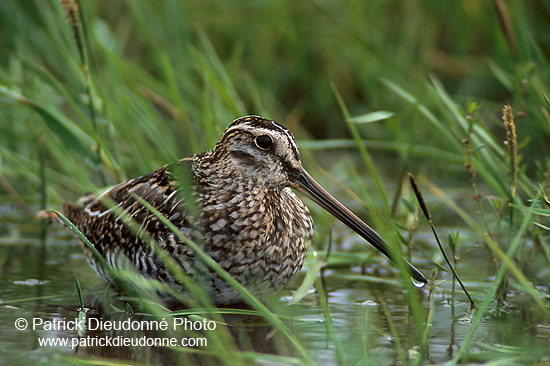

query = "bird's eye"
255;135;273;150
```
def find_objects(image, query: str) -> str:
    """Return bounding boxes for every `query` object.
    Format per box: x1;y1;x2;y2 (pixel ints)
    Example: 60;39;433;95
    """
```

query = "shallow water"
0;212;549;365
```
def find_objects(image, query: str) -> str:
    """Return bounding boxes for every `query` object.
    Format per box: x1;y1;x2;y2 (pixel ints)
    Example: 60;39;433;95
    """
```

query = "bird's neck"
194;153;280;204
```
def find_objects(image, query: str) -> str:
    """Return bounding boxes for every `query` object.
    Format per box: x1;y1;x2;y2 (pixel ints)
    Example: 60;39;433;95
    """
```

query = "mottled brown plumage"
63;116;426;304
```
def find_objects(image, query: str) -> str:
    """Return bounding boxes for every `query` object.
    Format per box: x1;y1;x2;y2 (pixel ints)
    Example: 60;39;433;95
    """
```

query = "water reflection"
3;294;293;365
2;219;549;365
74;294;299;364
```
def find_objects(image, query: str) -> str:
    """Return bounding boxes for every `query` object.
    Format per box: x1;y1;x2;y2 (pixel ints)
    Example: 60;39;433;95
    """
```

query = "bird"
61;115;426;305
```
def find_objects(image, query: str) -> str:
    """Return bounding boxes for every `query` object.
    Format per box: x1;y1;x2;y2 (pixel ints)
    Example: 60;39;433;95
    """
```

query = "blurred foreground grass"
0;0;549;365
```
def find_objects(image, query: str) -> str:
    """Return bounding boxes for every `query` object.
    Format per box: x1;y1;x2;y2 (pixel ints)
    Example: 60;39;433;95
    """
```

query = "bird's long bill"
294;168;427;285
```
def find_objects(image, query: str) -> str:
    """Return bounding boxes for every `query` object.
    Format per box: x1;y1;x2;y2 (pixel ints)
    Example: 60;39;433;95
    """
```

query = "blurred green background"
1;0;549;244
1;1;548;195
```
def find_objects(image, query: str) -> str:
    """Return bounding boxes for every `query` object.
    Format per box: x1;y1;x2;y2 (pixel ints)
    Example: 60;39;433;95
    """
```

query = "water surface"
0;211;548;365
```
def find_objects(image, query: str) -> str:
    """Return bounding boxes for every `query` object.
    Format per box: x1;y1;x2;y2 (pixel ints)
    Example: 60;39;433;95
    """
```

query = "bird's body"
63;116;426;305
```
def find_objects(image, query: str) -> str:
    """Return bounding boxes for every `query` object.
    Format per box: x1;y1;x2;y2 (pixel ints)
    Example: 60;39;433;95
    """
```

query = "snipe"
62;116;426;304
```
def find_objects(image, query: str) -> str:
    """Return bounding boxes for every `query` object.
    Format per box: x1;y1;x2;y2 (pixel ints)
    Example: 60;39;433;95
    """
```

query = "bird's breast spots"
210;218;228;231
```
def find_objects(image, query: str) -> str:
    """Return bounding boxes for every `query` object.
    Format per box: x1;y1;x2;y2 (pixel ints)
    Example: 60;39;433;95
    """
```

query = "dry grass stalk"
502;105;517;198
58;0;85;64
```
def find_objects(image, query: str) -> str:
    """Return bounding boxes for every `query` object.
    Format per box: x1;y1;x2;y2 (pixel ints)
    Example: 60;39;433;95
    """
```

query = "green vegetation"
1;0;549;365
